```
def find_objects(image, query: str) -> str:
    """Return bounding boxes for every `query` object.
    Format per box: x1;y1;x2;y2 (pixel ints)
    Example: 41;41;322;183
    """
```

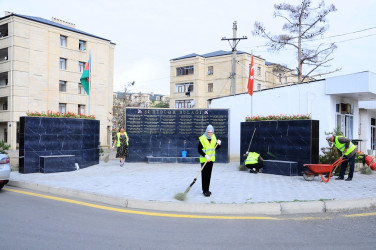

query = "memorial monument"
125;108;229;163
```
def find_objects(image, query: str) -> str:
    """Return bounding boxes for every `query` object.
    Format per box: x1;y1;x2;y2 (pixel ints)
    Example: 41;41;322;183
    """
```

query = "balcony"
0;110;10;122
0;36;11;49
0;48;9;72
0;85;10;97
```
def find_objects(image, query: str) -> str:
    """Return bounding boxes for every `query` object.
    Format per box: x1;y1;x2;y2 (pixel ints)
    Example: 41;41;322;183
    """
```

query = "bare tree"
113;81;135;131
253;0;340;82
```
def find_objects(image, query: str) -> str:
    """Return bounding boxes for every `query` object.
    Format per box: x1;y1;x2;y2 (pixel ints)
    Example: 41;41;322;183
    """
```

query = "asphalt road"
1;187;376;250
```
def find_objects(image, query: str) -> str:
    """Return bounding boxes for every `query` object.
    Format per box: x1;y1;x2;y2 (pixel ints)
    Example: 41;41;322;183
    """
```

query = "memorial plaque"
125;108;229;163
240;120;319;175
19;117;100;174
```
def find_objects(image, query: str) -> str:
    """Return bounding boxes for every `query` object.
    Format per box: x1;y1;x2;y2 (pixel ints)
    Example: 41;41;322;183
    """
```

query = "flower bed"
26;110;95;120
245;114;311;122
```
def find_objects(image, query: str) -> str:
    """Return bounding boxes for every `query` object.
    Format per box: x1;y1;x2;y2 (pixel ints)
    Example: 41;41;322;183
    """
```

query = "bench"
40;155;76;173
146;156;200;164
262;160;298;176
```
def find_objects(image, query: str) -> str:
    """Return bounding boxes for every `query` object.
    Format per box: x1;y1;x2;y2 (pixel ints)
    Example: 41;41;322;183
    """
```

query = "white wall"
210;79;344;161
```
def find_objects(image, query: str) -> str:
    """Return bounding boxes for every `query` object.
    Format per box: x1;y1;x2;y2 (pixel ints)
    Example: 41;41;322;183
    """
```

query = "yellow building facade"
0;12;115;149
170;51;298;108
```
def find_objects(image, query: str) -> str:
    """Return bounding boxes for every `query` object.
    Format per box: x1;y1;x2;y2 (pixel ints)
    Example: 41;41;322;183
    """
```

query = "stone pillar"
7;121;17;150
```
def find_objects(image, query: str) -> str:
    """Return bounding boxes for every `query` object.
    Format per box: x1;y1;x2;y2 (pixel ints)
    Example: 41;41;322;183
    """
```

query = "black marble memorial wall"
125;108;229;163
240;120;319;175
19;117;100;173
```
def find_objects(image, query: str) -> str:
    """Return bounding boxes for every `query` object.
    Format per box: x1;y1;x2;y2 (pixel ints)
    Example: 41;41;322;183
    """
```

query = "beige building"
114;92;170;108
170;50;300;108
0;12;115;149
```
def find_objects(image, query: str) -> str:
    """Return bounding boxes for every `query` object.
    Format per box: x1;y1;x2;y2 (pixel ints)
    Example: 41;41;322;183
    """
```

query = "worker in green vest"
326;134;357;181
243;151;264;174
198;125;221;197
112;127;129;167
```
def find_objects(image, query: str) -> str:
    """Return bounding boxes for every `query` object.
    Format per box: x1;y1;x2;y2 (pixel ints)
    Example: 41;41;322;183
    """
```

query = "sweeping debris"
174;144;219;201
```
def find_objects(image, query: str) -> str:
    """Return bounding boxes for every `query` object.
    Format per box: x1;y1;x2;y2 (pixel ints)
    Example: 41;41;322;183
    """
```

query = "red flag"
248;55;254;96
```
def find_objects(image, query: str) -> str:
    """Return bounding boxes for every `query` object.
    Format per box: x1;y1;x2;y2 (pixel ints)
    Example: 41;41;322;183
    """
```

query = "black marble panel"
126;108;229;163
240;120;319;175
263;160;298;176
40;155;75;173
19;117;100;174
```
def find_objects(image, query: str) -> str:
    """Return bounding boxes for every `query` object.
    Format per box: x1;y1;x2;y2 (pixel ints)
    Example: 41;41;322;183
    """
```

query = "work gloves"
217;139;221;145
205;155;211;161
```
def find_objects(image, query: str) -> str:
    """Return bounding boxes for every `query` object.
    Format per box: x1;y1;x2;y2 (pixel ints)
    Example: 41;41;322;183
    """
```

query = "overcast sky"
1;0;375;95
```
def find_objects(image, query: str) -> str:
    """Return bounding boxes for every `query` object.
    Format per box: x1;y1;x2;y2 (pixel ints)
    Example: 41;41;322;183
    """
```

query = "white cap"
326;134;334;140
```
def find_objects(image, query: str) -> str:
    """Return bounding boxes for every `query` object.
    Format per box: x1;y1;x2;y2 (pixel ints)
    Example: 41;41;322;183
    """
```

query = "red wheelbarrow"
303;157;346;183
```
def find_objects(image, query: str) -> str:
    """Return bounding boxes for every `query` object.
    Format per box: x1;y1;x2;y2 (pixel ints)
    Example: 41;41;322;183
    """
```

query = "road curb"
7;180;376;215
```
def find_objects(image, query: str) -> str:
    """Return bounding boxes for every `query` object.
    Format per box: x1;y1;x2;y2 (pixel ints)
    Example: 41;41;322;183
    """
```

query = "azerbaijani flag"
247;55;254;96
80;54;91;95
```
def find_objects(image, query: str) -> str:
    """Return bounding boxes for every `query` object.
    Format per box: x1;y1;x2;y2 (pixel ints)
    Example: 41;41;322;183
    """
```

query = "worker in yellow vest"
112;127;129;167
243;151;264;174
326;134;357;181
198;125;221;197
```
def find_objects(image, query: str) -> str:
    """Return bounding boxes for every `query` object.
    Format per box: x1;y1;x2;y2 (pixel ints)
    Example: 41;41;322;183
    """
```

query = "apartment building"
114;92;169;107
0;12;115;149
170;50;299;108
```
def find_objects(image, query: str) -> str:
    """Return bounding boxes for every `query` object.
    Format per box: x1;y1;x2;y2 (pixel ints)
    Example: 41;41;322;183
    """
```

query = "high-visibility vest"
116;132;129;147
334;135;356;156
199;134;217;163
245;152;260;165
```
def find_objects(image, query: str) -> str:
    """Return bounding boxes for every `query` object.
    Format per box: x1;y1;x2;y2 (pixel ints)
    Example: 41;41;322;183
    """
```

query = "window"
176;65;194;76
60;35;67;47
175;100;194;109
60;58;67;70
257;83;261;91
78;105;85;115
78;62;85;73
278;73;282;83
59;80;66;92
2;102;7;110
176;82;194;93
208;66;213;75
257;66;261;76
3;128;7;143
59;103;66;114
78;83;85;94
208;83;213;92
79;40;86;51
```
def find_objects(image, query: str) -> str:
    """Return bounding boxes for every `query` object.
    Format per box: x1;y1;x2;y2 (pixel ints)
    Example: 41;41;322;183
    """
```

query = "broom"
239;128;257;171
174;143;219;201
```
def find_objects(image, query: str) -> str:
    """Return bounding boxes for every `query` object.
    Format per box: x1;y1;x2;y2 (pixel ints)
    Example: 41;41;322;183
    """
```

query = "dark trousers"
245;162;263;171
339;153;356;179
201;161;214;193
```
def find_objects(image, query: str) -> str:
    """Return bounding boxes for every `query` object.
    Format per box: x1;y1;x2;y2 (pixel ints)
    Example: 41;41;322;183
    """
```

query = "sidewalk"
8;160;376;215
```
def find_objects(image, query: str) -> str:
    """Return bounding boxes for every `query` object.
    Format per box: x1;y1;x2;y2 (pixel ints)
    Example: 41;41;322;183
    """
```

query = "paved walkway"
9;160;376;212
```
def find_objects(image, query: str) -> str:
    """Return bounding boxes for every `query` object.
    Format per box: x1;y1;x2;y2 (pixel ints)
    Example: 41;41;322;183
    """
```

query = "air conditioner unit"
340;103;351;114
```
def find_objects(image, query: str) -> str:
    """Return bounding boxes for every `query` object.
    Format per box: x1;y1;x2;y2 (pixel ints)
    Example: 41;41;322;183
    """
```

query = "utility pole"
221;21;247;95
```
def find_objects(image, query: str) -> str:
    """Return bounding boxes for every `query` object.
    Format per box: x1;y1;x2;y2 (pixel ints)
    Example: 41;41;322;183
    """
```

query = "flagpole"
88;51;91;115
251;50;253;118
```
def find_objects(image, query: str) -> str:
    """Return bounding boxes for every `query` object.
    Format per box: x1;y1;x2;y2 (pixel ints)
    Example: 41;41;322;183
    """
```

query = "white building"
209;71;376;162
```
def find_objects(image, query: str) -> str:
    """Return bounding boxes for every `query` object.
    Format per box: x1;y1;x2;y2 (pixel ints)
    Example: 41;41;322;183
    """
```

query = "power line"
243;26;376;49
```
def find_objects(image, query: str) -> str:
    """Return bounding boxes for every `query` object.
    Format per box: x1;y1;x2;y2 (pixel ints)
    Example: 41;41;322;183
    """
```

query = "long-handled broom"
239;128;257;171
174;144;219;201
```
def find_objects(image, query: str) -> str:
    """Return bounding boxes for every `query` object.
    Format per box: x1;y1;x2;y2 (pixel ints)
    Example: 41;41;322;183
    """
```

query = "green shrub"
0;140;10;155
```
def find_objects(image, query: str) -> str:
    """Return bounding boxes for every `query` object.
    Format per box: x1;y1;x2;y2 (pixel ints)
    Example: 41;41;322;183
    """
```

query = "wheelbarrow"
303;157;346;183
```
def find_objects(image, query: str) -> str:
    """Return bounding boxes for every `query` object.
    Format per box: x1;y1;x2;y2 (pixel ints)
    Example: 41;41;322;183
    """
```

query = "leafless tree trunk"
253;0;340;82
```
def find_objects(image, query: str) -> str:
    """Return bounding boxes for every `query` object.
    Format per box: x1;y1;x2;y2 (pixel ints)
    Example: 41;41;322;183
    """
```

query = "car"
0;154;10;190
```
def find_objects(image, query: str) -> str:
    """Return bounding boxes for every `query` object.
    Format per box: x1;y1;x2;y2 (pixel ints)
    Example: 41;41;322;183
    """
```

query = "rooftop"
171;50;250;61
1;12;114;43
